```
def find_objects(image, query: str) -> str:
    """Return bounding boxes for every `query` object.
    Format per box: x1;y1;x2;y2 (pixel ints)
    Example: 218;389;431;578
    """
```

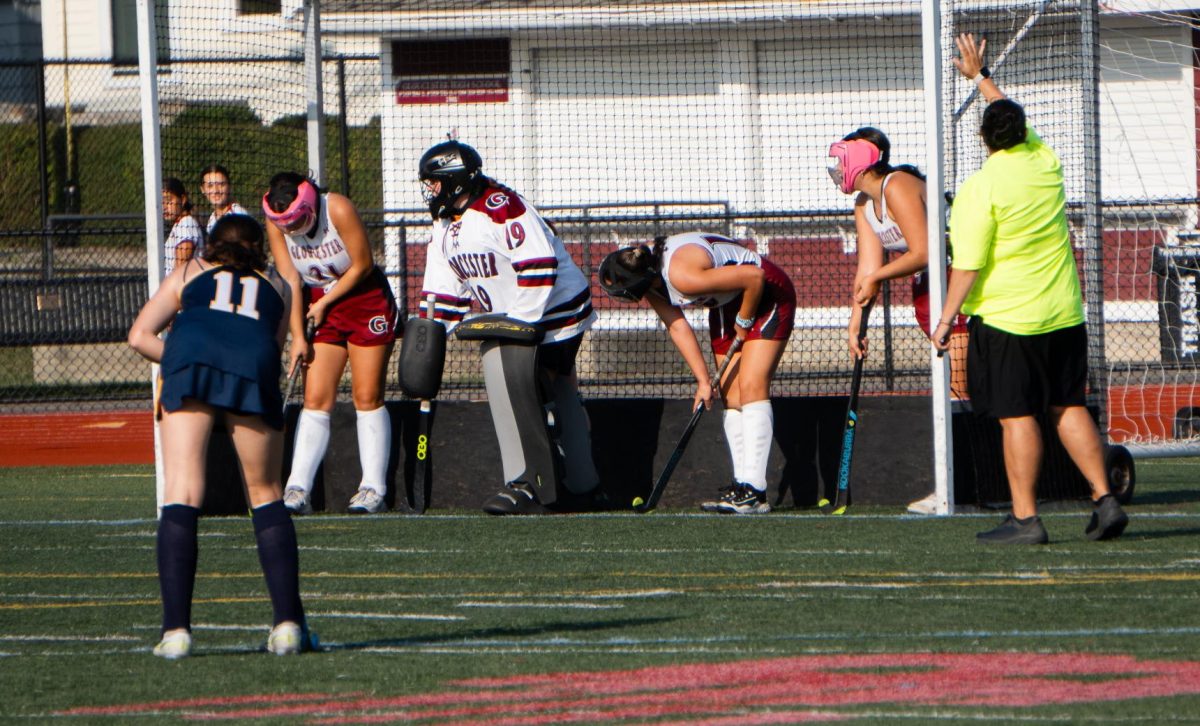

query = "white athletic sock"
356;406;390;496
723;408;747;484
740;400;774;491
286;409;331;494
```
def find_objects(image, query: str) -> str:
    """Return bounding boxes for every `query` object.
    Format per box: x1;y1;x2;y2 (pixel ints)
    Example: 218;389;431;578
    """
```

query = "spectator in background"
128;214;314;659
200;164;249;234
933;32;1128;544
827;127;969;515
264;171;399;516
162;177;203;276
598;232;796;514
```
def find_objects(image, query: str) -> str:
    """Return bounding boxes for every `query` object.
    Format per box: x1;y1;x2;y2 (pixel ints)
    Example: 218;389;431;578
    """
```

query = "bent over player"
599;233;796;514
416;140;600;514
128;214;314;658
264;172;399;515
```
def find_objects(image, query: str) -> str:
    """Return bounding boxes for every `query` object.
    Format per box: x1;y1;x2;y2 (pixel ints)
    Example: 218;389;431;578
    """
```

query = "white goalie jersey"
419;184;595;344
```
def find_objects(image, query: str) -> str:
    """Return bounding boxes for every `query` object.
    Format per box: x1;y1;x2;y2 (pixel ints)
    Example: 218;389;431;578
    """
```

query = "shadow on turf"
1128;490;1200;506
1118;526;1200;541
318;616;679;652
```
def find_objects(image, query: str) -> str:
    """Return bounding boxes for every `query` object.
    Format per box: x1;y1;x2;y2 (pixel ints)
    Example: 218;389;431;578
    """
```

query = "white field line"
318;611;467;621
455;601;622;609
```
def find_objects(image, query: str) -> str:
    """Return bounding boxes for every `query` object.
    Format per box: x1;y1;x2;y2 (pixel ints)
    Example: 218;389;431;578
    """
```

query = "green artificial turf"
2;460;1199;724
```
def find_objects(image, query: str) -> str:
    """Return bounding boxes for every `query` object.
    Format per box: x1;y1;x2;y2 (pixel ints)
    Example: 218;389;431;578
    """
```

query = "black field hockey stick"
408;295;439;514
831;302;872;515
282;319;317;416
634;337;743;513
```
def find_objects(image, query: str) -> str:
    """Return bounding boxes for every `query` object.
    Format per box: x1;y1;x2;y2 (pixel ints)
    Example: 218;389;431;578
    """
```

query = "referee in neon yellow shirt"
934;33;1128;545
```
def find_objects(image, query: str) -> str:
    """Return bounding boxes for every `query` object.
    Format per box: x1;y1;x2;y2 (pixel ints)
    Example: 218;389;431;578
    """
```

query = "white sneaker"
347;487;386;514
907;492;938;515
283;486;312;515
153;629;191;660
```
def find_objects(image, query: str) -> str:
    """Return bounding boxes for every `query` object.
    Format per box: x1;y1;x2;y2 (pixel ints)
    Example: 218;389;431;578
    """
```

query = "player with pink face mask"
828;128;969;515
263;172;399;516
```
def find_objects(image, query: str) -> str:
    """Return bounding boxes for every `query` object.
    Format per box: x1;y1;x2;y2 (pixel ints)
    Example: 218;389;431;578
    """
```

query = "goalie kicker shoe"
482;481;546;515
152;629;192;660
347;487;387;514
711;482;772;515
283;486;313;515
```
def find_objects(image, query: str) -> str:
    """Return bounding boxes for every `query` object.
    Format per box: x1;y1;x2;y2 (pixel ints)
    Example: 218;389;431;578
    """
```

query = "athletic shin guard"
355;406;390;496
157;504;200;633
723;407;747;484
252;500;304;626
741;400;774;491
286;409;331;493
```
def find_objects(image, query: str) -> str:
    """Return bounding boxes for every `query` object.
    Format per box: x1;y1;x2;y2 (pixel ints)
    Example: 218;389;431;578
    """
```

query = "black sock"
157;504;200;634
1094;493;1113;507
251;500;304;626
1014;514;1039;525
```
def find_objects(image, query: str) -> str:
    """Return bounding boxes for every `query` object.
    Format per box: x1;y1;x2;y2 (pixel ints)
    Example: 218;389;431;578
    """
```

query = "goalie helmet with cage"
418;140;485;219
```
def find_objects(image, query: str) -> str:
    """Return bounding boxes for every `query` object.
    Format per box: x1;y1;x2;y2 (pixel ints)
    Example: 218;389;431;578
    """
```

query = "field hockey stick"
282;319;317;415
409;294;438;514
952;2;1049;121
634;336;743;513
831;302;872;515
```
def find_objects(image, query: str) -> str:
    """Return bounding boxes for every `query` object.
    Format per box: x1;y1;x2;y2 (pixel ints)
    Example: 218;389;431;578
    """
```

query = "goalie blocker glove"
455;314;543;345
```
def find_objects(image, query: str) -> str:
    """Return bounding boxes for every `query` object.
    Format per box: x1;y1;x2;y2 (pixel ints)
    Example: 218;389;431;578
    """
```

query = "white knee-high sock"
741;400;774;491
356;406;390;496
723;407;747;484
286;409;331;494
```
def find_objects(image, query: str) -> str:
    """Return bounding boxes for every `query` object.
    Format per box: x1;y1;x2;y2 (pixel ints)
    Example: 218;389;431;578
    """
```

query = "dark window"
111;0;170;66
393;38;510;77
239;0;281;15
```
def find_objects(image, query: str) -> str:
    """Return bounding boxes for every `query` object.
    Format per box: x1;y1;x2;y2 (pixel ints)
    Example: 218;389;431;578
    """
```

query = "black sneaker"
1085;495;1128;541
711;482;771;515
482;481;545;515
976;514;1049;545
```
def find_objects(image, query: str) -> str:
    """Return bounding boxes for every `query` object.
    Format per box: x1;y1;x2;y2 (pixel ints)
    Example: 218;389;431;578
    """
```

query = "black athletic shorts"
538;333;583;377
966;318;1089;419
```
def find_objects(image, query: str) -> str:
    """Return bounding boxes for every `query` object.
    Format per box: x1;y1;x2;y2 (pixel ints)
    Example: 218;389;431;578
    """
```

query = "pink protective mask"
262;180;317;228
827;140;882;194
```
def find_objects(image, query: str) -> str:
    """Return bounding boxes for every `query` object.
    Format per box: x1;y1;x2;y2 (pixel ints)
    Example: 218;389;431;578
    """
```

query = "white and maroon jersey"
205;202;250;234
419;183;595;344
164;215;204;276
282;194;353;290
660;232;761;309
863;173;909;253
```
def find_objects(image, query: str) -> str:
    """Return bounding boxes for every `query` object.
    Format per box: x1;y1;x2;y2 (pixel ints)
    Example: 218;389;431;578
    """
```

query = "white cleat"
283;486;312;515
347;487;387;514
153;629;192;660
266;621;317;655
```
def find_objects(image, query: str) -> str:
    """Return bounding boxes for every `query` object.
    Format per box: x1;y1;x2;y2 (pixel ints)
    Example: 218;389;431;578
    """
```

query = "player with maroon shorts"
264;172;398;515
598;232;796;514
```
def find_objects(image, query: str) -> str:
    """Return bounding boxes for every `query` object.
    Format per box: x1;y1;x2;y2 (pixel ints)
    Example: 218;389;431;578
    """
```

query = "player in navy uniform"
599;232;796;514
417;140;600;514
264;172;399;515
128;214;314;659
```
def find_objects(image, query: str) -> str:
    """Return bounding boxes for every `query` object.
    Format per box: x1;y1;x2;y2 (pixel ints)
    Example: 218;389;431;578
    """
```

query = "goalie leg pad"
548;374;599;494
481;340;558;505
398;317;446;400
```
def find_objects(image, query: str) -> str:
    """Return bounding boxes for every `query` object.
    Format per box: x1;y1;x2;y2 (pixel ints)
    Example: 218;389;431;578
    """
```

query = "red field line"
0;410;154;467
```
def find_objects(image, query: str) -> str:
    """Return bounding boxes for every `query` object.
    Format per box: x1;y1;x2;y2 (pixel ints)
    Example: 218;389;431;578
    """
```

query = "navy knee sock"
251;500;304;626
157;504;200;634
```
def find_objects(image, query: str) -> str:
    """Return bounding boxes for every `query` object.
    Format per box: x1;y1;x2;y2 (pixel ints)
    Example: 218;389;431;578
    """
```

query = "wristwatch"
972;66;991;85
